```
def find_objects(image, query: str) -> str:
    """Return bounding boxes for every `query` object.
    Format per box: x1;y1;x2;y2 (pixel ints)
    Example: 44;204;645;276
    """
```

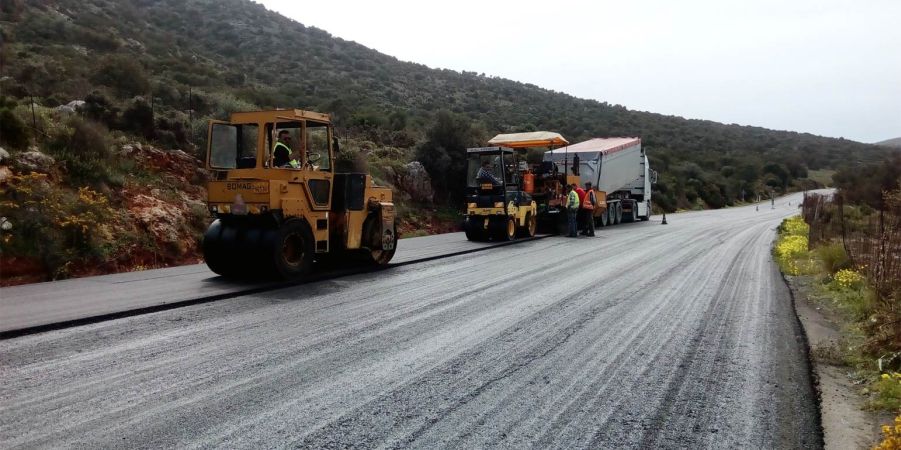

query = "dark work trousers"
582;209;595;236
567;208;578;237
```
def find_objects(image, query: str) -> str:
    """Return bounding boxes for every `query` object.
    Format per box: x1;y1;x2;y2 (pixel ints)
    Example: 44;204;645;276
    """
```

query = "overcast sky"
257;0;899;143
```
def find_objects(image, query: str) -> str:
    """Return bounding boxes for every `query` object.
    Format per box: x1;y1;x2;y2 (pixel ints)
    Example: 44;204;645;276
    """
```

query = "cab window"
265;122;302;169
209;123;257;169
307;122;331;171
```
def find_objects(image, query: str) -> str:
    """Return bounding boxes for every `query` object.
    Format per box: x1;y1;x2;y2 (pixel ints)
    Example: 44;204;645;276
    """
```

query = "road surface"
0;232;542;335
0;194;821;448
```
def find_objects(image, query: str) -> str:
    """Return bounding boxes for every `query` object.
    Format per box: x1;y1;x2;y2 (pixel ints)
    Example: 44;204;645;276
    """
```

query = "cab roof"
229;109;331;124
487;131;569;148
466;146;516;154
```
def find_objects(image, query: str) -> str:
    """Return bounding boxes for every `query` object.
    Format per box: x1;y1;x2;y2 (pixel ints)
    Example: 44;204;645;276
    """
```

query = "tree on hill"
416;111;484;204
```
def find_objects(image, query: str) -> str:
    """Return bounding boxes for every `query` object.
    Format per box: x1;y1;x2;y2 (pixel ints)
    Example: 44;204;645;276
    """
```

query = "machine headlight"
493;202;504;208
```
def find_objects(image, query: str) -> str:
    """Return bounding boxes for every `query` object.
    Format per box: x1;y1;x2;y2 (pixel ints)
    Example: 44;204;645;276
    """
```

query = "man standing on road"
581;182;596;236
565;184;579;237
574;183;586;234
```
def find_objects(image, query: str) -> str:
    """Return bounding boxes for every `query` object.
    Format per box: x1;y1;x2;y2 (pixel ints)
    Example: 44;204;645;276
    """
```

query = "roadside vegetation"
774;157;901;446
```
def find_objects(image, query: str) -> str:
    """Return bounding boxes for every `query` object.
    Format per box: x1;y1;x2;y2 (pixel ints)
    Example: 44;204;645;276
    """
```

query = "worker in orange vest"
574;183;586;235
581;182;596;236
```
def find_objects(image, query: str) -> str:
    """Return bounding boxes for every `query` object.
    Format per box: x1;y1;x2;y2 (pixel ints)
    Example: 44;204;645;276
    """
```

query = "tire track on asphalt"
287;232;725;448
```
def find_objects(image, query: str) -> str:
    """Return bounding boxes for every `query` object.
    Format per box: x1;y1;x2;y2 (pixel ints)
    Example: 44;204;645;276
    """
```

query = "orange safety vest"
581;190;596;210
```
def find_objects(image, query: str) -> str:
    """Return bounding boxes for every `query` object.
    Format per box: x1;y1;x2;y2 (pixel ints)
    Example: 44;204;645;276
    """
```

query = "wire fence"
802;192;901;297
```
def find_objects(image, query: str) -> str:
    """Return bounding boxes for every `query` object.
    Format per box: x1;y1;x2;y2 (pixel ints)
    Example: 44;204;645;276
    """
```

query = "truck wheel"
615;203;623;224
267;220;314;279
518;213;537;237
599;209;608;227
363;215;396;265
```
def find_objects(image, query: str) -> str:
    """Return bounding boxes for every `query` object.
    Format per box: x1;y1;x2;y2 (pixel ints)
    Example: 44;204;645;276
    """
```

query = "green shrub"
817;241;851;274
120;97;155;139
0;173;119;278
826;280;875;321
335;147;368;173
45;116;120;186
82;91;120;128
871;372;901;411
0;107;29;148
90;55;150;98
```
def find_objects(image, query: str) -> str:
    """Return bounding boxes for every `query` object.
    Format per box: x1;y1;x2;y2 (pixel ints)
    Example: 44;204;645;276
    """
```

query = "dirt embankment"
1;144;208;286
787;275;895;449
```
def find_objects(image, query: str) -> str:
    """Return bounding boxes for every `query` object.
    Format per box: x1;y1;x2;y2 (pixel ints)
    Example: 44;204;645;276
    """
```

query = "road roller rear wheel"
491;216;515;241
364;216;397;265
518;213;537;238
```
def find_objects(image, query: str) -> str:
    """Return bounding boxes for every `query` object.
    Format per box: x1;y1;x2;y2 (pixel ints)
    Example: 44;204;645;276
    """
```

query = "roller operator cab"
463;147;538;241
202;109;396;279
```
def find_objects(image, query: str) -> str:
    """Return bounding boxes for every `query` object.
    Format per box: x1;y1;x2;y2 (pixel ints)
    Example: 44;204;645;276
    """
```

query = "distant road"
0;194;821;448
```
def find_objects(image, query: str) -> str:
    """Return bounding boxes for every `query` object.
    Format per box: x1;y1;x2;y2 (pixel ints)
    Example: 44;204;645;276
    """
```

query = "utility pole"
30;94;38;142
188;87;194;144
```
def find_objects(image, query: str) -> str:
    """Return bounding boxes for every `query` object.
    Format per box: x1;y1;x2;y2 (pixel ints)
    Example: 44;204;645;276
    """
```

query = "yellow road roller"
202;109;396;279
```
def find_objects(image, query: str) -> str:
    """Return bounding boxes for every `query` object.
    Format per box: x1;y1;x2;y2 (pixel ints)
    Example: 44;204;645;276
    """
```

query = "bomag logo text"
226;182;268;194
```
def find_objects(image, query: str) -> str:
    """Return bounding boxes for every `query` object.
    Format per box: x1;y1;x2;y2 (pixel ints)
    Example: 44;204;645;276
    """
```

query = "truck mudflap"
368;200;396;251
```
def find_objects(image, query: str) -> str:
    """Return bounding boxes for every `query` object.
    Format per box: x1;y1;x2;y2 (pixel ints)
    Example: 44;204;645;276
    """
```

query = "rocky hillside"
1;130;208;285
0;0;896;283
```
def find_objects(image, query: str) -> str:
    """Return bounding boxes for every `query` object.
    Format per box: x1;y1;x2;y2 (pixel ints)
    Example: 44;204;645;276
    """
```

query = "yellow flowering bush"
832;268;865;290
875;414;901;450
774;217;816;275
871;372;901;412
0;173;120;277
781;215;810;236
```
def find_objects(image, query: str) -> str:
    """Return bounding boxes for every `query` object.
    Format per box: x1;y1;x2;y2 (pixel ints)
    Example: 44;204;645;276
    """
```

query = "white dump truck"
542;137;656;226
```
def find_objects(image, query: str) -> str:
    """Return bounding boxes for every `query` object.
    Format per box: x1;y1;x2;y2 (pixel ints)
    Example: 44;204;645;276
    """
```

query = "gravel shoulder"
788;275;891;449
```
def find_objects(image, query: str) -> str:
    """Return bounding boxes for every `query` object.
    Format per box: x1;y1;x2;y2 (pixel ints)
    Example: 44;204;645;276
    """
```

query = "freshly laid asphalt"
0;231;543;335
0;193;822;448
